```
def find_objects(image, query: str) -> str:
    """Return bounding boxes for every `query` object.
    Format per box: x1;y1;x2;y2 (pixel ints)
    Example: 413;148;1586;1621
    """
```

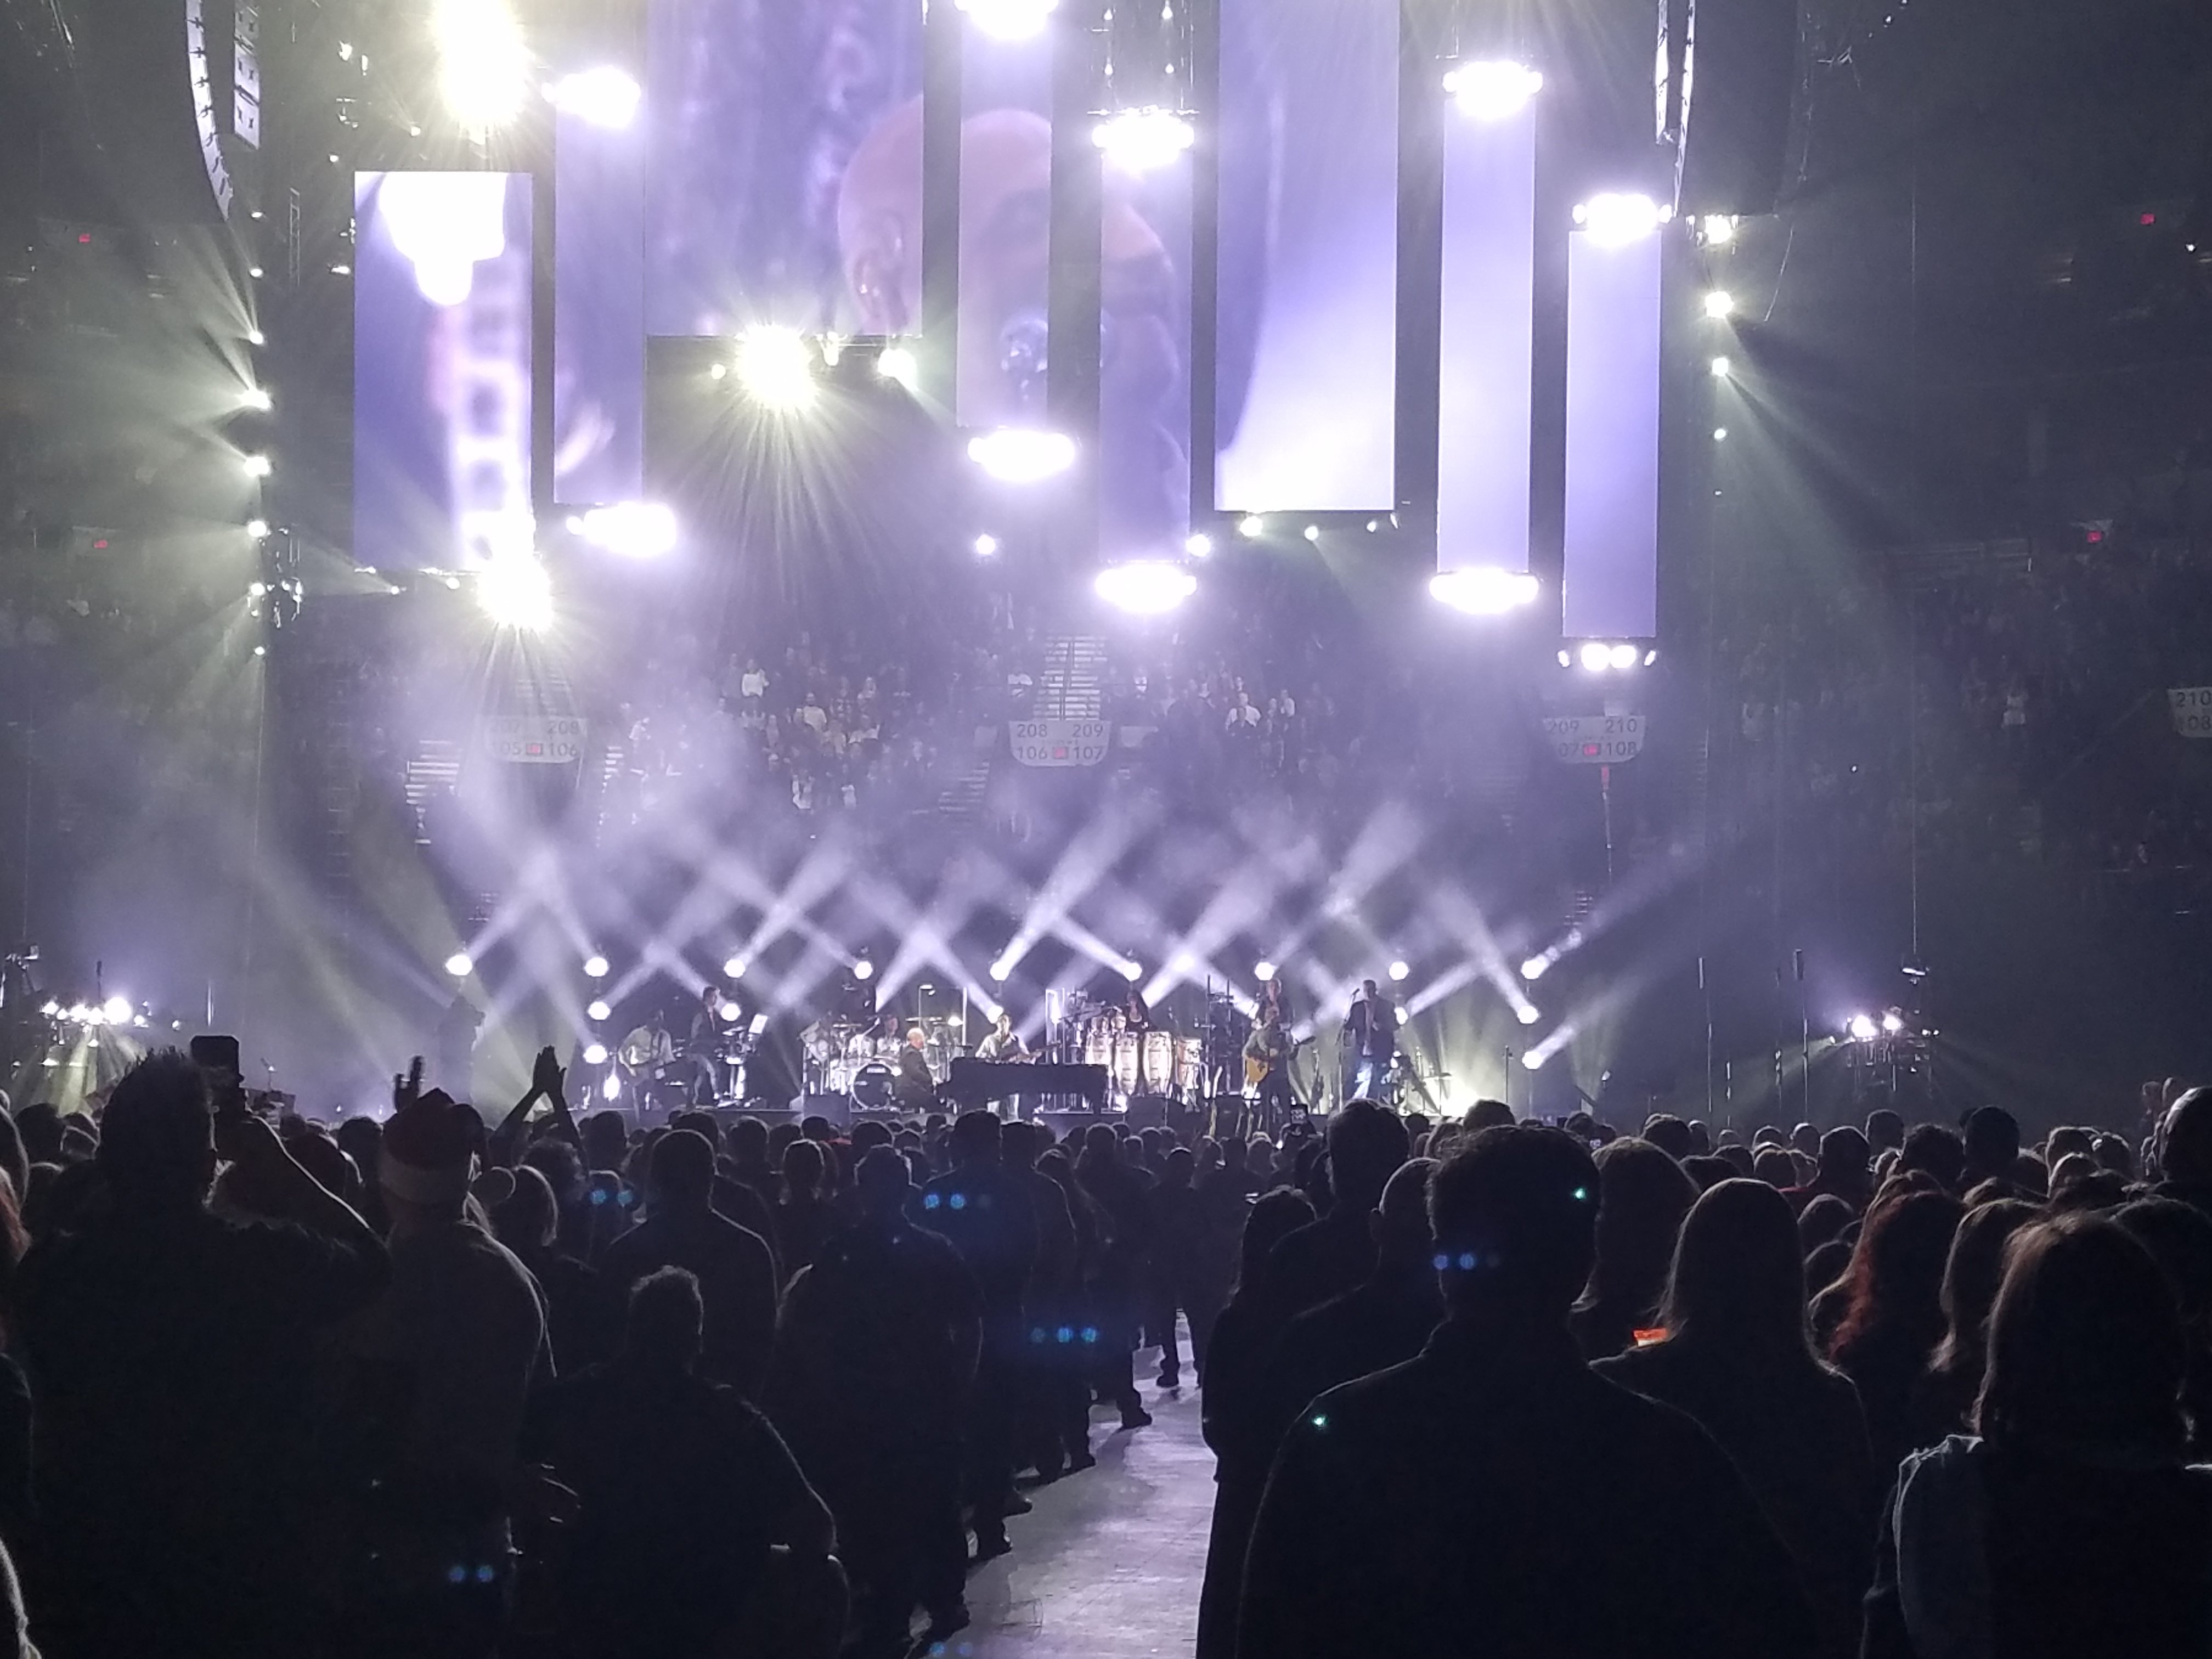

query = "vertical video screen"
955;27;1052;428
555;106;646;508
1098;151;1193;556
1561;230;1662;640
1214;0;1400;513
1436;104;1537;573
644;0;924;338
354;171;535;570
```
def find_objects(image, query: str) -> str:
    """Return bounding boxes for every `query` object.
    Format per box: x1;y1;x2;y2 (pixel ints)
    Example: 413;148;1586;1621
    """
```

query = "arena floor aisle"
950;1381;1213;1658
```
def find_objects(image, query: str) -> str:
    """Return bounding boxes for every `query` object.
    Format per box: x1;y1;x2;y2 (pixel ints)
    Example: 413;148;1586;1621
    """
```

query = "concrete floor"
943;1379;1214;1659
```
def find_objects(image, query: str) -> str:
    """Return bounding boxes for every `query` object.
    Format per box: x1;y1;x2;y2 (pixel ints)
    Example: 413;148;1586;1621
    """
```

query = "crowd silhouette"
1;1049;2210;1657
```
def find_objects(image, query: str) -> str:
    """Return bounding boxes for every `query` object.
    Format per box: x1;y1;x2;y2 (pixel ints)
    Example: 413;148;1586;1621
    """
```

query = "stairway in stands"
403;740;465;844
936;634;1110;820
936;758;993;819
1034;635;1108;720
1888;537;2034;592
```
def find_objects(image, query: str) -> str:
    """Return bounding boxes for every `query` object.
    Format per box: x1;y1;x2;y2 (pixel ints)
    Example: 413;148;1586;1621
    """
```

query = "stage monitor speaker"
1676;0;1799;218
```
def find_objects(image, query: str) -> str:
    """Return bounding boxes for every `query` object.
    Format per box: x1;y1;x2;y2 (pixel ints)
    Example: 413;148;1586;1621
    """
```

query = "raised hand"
531;1045;566;1102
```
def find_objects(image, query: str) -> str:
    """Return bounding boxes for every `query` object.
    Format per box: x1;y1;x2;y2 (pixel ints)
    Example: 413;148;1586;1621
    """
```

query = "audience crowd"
0;1042;2207;1657
1718;539;2212;894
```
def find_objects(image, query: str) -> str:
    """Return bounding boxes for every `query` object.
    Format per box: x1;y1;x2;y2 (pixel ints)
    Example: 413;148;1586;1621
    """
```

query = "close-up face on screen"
354;170;535;569
644;0;926;339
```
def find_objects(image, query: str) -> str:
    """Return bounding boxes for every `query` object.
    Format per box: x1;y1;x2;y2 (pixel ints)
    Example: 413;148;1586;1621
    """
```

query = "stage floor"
960;1357;1214;1657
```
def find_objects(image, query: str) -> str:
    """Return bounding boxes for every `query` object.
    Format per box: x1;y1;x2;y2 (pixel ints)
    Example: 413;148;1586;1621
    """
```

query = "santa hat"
381;1090;478;1206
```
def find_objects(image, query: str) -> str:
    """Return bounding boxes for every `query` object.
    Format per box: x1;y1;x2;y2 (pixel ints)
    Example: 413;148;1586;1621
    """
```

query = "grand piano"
944;1058;1111;1113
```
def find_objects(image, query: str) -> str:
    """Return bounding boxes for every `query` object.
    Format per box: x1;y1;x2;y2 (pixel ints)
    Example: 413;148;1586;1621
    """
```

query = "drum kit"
802;1016;960;1100
1063;994;1201;1099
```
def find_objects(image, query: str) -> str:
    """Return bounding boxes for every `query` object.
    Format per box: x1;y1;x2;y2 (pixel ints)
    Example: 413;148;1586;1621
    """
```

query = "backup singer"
1124;984;1158;1098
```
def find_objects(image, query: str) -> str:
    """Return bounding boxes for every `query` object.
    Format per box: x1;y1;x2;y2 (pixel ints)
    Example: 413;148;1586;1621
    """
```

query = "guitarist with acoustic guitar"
1243;1006;1302;1131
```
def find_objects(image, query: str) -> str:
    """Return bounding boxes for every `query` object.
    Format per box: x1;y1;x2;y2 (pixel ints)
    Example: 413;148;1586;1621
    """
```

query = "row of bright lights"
547;946;1546;1033
1558;641;1658;673
40;996;138;1028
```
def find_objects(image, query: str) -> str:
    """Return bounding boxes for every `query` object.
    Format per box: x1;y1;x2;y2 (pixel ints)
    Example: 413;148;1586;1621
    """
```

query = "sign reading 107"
1542;714;1646;765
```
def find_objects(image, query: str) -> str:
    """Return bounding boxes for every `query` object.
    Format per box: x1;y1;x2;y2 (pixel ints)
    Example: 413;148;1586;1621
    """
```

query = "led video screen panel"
354;171;534;571
1215;0;1400;512
1561;229;1663;639
1436;104;1537;574
955;25;1053;428
555;106;647;508
1099;151;1194;554
644;0;924;337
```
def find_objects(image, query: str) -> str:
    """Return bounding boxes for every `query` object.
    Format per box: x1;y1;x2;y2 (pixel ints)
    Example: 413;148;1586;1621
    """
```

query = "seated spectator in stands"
1596;1179;1877;1659
1266;1159;1442;1454
528;1267;842;1659
1237;1126;1813;1659
1570;1138;1699;1361
1827;1189;1965;1477
19;1051;388;1658
1865;1214;2212;1658
600;1128;779;1398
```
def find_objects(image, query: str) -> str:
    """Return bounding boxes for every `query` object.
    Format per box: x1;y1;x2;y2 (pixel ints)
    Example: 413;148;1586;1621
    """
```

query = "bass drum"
852;1060;895;1112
